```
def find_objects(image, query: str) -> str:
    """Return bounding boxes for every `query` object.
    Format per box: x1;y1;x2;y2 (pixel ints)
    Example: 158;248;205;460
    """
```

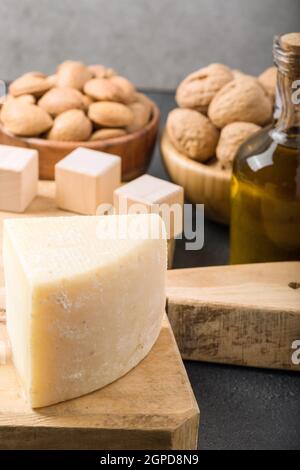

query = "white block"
114;174;184;238
0;145;38;212
3;214;167;408
55;147;121;215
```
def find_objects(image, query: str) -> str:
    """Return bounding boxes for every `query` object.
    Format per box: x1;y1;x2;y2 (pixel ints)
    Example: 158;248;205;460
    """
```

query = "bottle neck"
277;69;299;123
270;34;300;145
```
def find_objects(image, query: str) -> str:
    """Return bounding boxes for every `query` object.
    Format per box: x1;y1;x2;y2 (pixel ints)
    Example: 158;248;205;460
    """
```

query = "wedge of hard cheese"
3;214;167;408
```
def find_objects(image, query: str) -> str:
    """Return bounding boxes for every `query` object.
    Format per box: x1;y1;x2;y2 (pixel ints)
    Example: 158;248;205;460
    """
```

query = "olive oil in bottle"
230;33;300;264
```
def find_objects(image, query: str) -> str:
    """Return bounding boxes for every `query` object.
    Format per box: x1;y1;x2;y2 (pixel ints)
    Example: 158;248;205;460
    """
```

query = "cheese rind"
3;214;167;408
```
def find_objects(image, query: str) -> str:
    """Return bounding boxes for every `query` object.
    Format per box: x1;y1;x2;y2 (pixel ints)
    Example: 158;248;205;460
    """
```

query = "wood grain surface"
0;318;199;450
167;263;300;371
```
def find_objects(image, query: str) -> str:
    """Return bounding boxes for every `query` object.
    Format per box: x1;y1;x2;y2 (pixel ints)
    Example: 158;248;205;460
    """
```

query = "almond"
90;128;127;141
1;100;53;136
216;122;262;166
15;94;36;105
127;102;151;133
208;77;273;128
88;102;134;128
176;64;234;114
38;87;85;116
167;108;219;162
56;61;93;90
88;64;117;79
30;72;48;78
84;78;125;102
82;94;94;111
47;74;58;87
47;109;92;141
9;73;53;97
110;76;136;104
134;93;153;116
2;94;36;106
258;67;277;101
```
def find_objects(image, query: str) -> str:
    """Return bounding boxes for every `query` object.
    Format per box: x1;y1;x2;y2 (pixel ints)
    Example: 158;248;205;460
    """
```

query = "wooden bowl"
0;99;160;181
161;129;231;225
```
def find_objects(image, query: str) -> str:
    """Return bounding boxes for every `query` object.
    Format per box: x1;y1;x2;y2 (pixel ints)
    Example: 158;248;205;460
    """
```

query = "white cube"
114;174;184;239
55;148;122;215
0;145;38;213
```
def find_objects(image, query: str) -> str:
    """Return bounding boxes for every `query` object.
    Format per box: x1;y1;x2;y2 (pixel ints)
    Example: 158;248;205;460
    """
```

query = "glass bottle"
230;33;300;264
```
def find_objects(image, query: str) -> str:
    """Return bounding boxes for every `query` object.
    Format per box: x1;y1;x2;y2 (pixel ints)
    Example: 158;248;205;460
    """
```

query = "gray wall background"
0;0;299;89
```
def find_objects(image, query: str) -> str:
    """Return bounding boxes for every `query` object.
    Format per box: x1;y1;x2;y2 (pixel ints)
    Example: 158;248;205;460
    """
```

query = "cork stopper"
280;33;300;53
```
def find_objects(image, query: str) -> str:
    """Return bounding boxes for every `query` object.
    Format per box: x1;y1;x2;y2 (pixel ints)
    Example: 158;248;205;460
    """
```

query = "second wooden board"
166;263;300;371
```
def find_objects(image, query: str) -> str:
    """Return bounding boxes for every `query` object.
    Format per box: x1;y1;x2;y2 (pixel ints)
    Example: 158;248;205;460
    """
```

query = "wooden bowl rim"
161;129;231;183
0;98;160;149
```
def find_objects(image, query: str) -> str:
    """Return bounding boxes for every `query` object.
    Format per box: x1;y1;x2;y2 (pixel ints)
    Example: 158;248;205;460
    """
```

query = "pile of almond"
166;64;277;168
0;61;153;142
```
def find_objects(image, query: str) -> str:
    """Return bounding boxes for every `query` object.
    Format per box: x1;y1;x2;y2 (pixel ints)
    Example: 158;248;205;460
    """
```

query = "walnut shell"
216;122;262;166
38;87;85;116
84;78;125;103
0;100;53;137
90;128;127;141
176;64;234;114
56;61;93;90
88;101;134;128
9;73;53;97
47;109;92;141
232;70;257;81
208;77;273;128
166;108;219;162
126;102;151;133
258;67;277;101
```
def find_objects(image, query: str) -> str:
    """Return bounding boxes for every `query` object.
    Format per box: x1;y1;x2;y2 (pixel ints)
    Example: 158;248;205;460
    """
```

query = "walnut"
258;67;277;101
208;77;273;128
166;108;219;162
176;64;234;114
216;122;262;167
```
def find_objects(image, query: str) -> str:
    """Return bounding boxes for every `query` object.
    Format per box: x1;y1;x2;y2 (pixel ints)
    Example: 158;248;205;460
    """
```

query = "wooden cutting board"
167;263;300;371
0;317;199;450
0;181;199;450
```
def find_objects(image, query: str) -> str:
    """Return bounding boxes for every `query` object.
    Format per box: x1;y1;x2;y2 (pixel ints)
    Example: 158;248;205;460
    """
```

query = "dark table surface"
146;90;300;451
